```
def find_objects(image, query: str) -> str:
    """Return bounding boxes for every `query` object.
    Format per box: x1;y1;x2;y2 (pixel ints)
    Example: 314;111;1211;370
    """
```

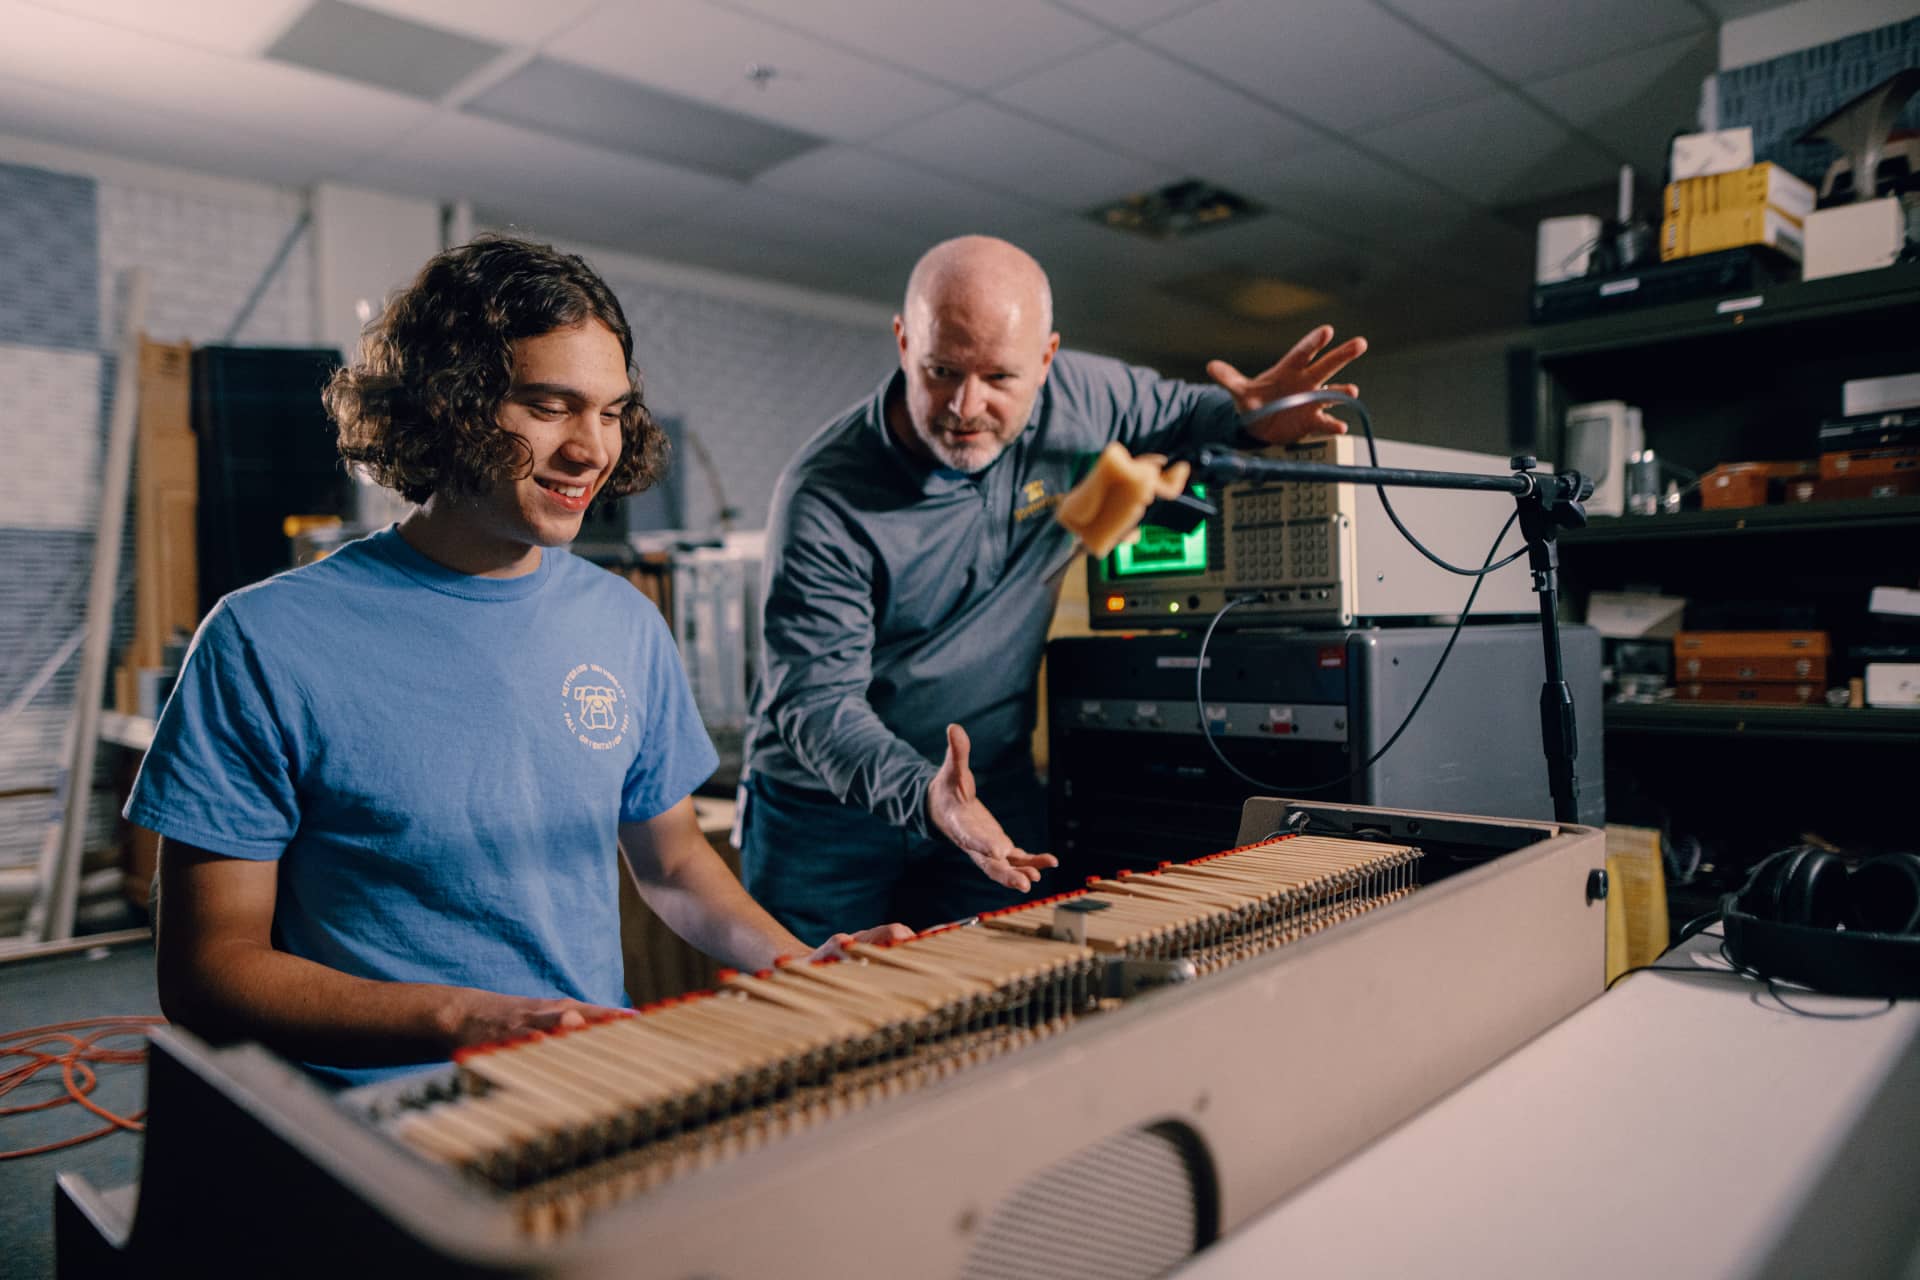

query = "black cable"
1604;961;1750;994
1192;510;1517;796
1762;978;1895;1020
1241;389;1529;578
1672;906;1724;946
1605;937;1896;1019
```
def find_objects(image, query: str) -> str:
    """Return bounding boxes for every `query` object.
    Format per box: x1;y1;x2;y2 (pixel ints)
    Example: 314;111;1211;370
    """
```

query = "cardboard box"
1669;128;1754;180
1666;163;1813;221
1684;206;1803;260
1865;663;1920;708
1536;214;1602;285
1803;198;1905;282
1843;372;1920;417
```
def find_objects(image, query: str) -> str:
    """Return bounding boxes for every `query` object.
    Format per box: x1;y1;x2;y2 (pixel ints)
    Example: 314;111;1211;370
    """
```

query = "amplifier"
1046;625;1604;878
1087;436;1537;631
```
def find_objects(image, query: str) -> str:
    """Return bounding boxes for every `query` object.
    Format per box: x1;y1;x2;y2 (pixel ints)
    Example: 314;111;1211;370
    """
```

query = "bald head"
890;237;1061;474
902;236;1054;340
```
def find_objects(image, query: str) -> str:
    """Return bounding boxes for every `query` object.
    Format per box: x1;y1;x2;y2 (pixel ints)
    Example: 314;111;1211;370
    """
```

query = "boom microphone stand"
1151;392;1594;824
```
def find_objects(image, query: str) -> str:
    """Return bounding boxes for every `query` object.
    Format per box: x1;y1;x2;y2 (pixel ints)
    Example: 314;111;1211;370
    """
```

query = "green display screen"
1107;485;1208;578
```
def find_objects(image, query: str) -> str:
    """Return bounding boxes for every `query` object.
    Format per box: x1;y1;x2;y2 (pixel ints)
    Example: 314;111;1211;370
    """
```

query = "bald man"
740;236;1365;943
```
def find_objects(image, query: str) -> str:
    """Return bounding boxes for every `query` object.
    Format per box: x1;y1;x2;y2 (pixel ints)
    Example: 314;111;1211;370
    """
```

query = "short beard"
921;415;1005;474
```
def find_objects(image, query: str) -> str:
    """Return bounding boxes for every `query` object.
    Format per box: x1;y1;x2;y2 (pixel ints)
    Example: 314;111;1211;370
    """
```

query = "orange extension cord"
0;1016;165;1160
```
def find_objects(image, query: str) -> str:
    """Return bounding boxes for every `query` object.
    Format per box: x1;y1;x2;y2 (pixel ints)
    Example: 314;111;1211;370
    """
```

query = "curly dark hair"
324;235;665;505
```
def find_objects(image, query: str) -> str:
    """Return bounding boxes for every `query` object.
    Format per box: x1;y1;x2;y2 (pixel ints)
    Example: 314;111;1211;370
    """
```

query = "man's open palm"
927;724;1058;892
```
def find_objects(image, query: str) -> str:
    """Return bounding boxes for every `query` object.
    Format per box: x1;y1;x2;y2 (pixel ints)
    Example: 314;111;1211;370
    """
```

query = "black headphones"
1720;846;1920;998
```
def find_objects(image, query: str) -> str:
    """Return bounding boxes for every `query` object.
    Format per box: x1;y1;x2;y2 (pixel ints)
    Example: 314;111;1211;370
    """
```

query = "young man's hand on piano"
927;723;1059;892
805;923;916;963
442;990;627;1049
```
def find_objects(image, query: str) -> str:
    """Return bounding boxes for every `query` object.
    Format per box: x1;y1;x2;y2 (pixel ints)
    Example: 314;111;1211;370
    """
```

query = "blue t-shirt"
126;527;719;1086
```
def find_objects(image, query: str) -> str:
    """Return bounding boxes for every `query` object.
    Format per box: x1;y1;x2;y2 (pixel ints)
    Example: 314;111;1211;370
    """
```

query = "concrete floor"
0;937;158;1280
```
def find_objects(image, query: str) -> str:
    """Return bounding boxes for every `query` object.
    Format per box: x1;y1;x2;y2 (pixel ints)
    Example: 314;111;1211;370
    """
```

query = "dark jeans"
739;769;1054;946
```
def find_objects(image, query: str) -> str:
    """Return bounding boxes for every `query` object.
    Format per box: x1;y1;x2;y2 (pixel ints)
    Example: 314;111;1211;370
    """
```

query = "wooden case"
1676;654;1827;682
1677;681;1821;704
1673;631;1830;660
1698;460;1816;509
1819;446;1920;480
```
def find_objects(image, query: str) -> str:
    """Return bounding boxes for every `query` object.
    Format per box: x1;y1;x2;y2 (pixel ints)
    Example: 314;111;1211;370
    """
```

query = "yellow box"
1659;215;1687;261
1685;205;1804;260
1714;162;1814;221
1667;163;1813;227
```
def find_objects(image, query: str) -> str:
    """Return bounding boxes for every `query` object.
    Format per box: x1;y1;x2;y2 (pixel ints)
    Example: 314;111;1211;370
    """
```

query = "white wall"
555;241;893;535
1345;330;1523;459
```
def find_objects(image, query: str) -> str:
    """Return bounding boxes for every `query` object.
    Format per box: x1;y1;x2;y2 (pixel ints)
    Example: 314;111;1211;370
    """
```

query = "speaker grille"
960;1123;1214;1280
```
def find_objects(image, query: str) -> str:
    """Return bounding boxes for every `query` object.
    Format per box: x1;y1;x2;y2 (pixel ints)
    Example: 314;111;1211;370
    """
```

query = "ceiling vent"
1087;179;1263;240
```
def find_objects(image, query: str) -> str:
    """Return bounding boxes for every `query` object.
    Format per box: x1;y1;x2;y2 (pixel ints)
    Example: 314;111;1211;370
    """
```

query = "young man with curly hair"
129;237;906;1086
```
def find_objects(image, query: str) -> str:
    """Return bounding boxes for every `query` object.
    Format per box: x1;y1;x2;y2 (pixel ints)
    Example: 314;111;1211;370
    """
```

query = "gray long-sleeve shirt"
745;349;1243;837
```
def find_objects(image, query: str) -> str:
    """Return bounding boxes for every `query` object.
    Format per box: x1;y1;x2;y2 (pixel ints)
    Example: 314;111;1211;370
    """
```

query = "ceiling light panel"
466;56;827;182
347;0;601;46
266;0;503;100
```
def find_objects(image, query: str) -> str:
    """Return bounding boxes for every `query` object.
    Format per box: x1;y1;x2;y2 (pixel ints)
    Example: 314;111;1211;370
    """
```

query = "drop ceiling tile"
351;0;600;46
719;0;1111;91
1175;212;1371;285
756;146;1053;241
0;3;433;172
993;41;1316;172
549;0;960;143
465;56;824;182
20;0;309;56
1048;0;1214;32
1526;30;1716;175
868;100;1178;211
1692;0;1785;16
1361;92;1618;205
352;111;739;228
620;215;911;302
267;0;504;101
654;183;926;261
1013;216;1217;286
1139;0;1495;133
1380;0;1708;84
0;63;353;185
1215;142;1475;248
